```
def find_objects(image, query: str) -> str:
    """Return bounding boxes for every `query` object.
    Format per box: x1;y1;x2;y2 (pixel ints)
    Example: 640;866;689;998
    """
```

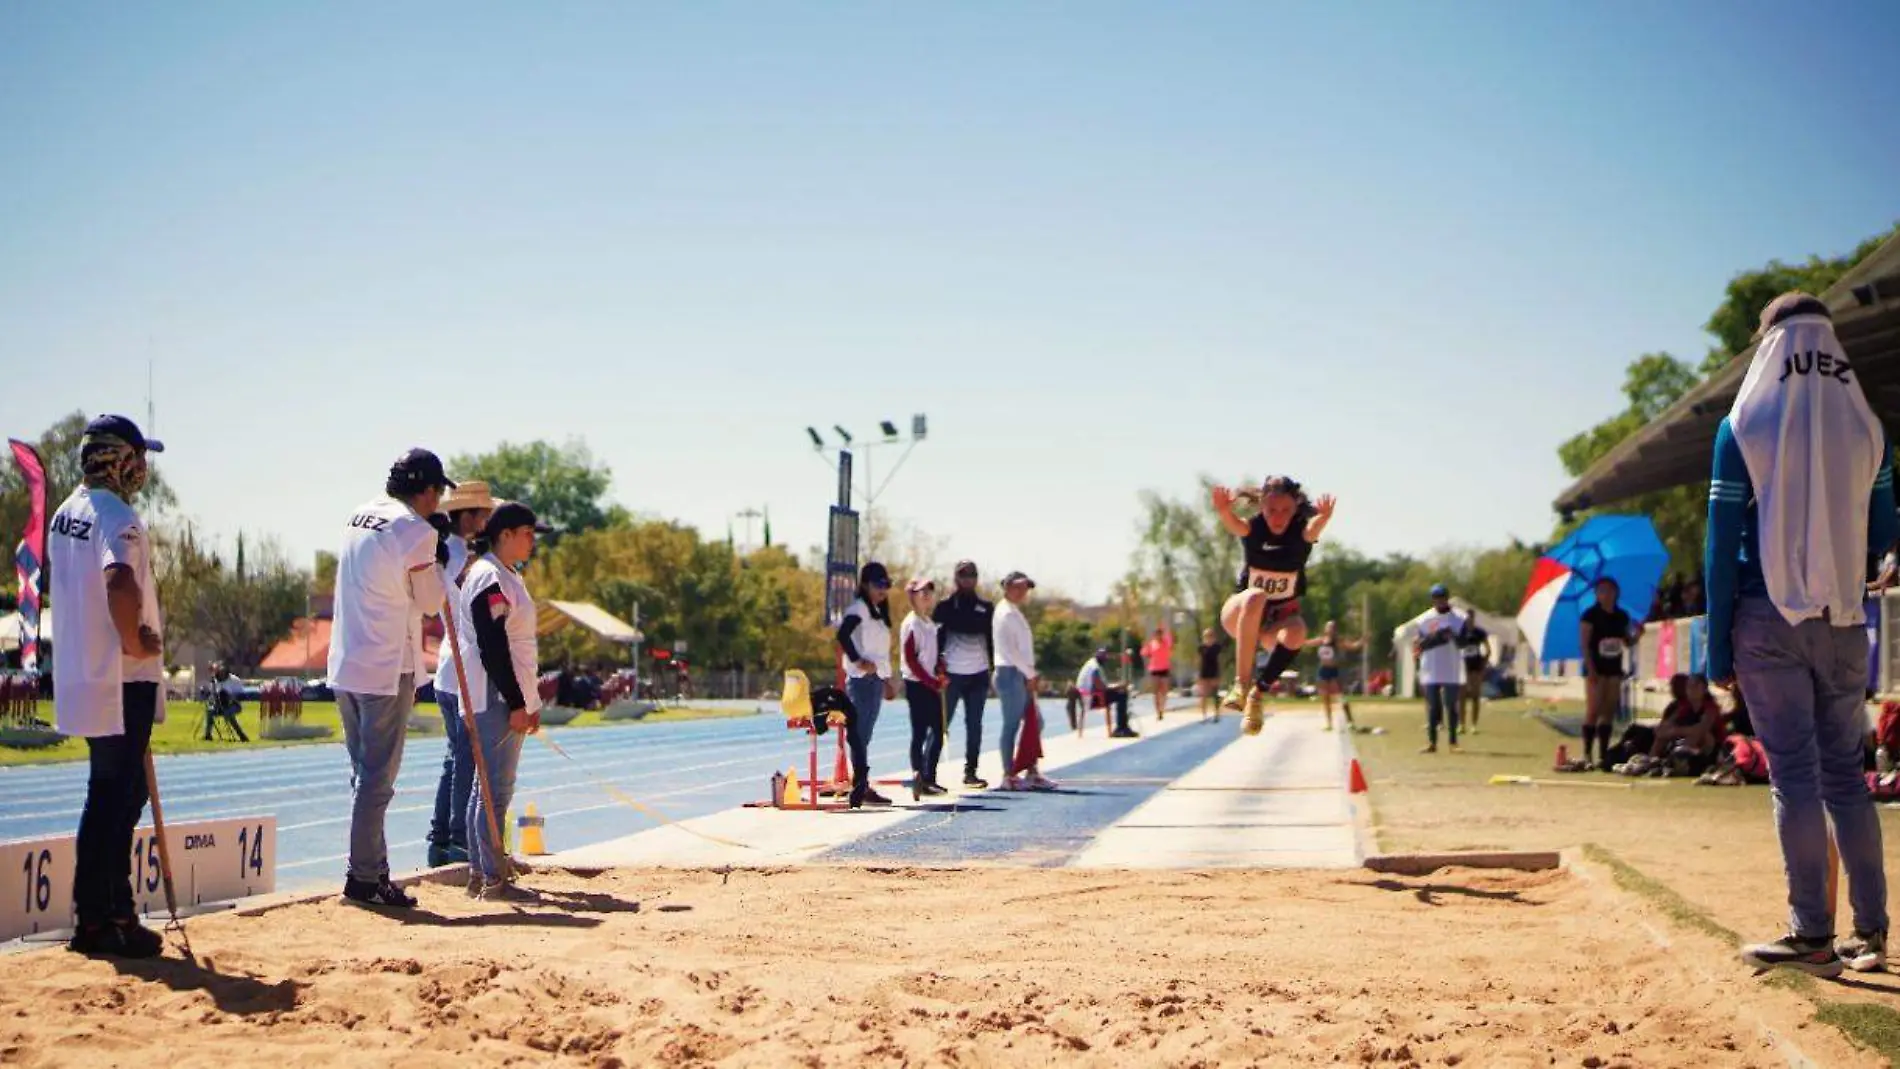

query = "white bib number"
1318;644;1337;665
1248;569;1297;599
1597;638;1625;659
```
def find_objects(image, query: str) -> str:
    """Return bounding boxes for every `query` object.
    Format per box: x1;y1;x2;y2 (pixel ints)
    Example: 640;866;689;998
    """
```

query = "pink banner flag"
8;439;46;673
1656;619;1677;679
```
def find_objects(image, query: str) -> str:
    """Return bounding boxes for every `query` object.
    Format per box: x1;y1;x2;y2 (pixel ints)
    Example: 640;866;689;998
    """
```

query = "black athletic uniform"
1235;508;1315;622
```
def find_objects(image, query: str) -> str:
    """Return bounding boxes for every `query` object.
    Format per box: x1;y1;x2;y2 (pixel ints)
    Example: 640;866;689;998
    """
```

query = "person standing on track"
1315;620;1360;732
900;576;949;801
933;560;995;789
1413;585;1466;754
1579;578;1637;769
837;562;898;808
425;480;494;868
1212;476;1337;735
328;448;454;909
1195;628;1223;722
50;415;167;958
1707;292;1896;977
463;502;551;900
1457;611;1492;735
1141;623;1174;721
993;571;1055;790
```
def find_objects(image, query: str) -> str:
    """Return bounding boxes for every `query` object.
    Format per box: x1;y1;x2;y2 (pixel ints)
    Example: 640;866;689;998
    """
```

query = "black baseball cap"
84;415;163;453
483;501;551;541
389;448;455;492
1002;570;1035;589
954;560;978;578
860;562;892;588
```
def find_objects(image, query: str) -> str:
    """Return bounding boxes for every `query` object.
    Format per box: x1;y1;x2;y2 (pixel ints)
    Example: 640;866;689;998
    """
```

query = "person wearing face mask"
1211;476;1338;735
49;416;168;958
932;560;995;789
1413;584;1467;754
837;562;898;808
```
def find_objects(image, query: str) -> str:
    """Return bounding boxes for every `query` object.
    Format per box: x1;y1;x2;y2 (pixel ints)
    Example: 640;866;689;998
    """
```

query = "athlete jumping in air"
1314;620;1362;732
1211;477;1337;735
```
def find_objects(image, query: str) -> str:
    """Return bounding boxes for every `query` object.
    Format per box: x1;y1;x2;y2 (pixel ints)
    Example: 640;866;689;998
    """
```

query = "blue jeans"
996;667;1029;777
845;676;885;795
337;678;414;882
464;687;527;882
1423;683;1461;746
429;691;474;848
1734;597;1888;939
944;672;990;778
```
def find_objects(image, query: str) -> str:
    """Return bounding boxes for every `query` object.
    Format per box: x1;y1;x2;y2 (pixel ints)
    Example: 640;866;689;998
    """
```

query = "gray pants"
1734;597;1888;939
337;678;414;883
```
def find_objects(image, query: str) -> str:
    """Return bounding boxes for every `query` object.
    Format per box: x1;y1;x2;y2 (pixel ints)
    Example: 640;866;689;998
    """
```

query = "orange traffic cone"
1348;758;1368;794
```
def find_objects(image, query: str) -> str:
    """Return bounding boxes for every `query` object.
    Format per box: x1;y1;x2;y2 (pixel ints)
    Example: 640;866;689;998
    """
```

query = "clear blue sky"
3;1;1897;601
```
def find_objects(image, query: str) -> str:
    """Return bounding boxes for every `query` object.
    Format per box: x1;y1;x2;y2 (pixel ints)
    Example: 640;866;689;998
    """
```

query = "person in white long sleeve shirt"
993;571;1054;791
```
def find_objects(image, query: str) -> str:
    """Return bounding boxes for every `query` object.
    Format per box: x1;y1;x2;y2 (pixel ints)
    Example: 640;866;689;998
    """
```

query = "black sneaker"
963;774;988;789
921;782;948;796
69;922;162;959
426;843;453;868
343;877;418;909
1741;934;1843;978
114;918;165;958
1838;930;1888;973
863;789;892;806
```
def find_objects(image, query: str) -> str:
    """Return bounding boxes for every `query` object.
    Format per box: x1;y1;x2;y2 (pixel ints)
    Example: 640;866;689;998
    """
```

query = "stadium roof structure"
1554;232;1900;515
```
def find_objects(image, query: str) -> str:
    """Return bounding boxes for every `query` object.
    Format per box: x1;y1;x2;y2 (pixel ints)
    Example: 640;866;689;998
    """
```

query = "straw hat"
441;480;497;513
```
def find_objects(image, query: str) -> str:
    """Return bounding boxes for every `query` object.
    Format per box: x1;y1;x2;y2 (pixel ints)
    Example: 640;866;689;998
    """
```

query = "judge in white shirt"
993;571;1055;791
326;448;453;909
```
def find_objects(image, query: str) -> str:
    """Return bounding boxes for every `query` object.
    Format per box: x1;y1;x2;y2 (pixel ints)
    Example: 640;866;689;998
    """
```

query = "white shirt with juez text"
48;486;165;737
328;497;437;696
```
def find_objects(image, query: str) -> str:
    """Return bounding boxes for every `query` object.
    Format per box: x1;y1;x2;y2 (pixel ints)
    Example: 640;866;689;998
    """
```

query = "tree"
153;527;307;671
1701;223;1898;372
1556;353;1706;572
449;439;627;537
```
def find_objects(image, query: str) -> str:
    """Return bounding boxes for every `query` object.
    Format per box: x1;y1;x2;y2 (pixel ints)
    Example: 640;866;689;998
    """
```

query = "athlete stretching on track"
1211;477;1337;735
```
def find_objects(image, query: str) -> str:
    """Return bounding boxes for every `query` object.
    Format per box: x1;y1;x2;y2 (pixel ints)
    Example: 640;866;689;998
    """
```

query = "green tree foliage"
1701;223;1899;372
532;521;832;673
153;527;307;671
448;439;628;537
1557;353;1707;573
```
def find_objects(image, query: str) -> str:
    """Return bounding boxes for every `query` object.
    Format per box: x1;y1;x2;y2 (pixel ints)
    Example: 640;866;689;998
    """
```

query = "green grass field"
0;699;761;767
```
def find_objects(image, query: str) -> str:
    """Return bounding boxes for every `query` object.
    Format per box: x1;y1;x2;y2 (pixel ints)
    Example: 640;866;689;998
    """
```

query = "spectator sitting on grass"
1650;673;1722;770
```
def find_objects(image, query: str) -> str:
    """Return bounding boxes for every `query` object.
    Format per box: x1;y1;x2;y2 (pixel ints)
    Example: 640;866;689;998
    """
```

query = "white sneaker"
1839;930;1888;973
1027;773;1058;791
1000;775;1025;791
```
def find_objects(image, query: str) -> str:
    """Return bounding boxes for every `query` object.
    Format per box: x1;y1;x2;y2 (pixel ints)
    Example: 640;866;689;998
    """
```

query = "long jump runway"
0;699;1364;888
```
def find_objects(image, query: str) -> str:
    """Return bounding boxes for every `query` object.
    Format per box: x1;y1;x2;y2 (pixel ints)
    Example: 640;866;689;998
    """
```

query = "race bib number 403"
1248;569;1297;599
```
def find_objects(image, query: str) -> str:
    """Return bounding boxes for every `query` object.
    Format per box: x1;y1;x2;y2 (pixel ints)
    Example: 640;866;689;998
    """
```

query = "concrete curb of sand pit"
1361;851;1563;877
0;865;475;957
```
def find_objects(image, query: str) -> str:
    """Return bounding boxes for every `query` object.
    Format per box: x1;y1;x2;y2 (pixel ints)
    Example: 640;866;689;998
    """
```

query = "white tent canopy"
536;600;642;645
1390;599;1527;698
0;607;50;654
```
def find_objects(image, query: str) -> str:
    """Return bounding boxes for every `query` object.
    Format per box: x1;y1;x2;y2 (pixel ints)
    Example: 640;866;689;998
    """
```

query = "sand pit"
0;864;1872;1068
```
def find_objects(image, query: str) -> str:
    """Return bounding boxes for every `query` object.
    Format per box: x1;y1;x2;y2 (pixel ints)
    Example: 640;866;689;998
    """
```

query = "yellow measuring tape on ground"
532;731;762;850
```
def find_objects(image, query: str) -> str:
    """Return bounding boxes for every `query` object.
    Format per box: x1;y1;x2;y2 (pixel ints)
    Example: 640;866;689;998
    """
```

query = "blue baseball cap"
84;414;163;453
1429;583;1450;599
